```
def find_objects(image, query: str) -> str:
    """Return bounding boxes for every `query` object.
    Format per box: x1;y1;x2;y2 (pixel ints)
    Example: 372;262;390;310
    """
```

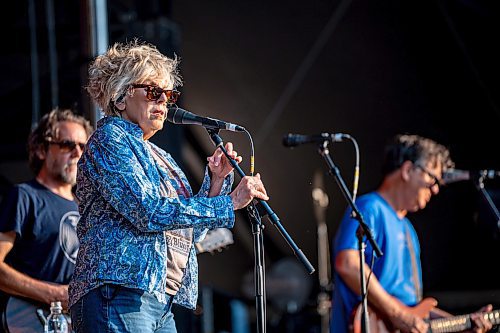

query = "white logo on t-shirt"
59;211;80;264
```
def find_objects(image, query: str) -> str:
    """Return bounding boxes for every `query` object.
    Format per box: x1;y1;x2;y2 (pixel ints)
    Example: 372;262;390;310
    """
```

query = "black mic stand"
205;128;315;333
316;140;383;333
473;171;500;230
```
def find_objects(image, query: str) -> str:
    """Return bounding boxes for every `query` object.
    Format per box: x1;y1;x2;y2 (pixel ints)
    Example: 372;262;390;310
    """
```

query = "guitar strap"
405;224;422;302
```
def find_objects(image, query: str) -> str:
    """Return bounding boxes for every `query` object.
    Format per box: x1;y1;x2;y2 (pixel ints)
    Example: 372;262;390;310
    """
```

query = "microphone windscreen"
442;169;470;184
282;134;298;147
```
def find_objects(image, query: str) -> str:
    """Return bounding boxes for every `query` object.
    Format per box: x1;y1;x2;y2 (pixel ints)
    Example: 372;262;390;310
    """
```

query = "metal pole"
28;0;40;128
46;0;59;108
81;0;108;127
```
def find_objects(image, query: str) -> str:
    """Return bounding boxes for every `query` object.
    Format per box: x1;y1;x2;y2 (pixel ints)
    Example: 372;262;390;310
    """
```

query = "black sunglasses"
414;163;443;188
47;139;86;153
132;84;180;104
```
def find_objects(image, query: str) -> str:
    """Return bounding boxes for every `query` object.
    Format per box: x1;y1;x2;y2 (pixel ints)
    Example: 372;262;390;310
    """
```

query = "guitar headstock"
195;228;234;254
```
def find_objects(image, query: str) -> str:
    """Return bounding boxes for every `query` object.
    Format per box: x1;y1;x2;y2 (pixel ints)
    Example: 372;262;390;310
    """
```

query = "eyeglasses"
47;139;86;153
131;84;180;104
414;163;442;188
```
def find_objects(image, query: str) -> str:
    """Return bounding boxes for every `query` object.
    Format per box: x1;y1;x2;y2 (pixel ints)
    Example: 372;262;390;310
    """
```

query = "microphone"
167;106;245;132
442;169;500;184
282;133;346;147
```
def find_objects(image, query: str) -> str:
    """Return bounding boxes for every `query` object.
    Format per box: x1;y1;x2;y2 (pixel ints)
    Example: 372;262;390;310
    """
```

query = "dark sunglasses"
414;163;443;188
132;84;180;104
47;139;86;153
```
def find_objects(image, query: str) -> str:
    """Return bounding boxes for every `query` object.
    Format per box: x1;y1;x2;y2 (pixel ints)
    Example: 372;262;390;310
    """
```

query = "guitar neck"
429;310;500;333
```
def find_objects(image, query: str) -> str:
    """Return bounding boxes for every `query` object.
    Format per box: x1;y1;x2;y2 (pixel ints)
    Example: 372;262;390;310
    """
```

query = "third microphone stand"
205;128;315;333
316;140;383;333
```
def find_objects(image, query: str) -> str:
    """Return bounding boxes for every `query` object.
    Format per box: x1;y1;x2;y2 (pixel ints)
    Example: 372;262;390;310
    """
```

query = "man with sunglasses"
68;39;269;333
0;108;93;331
330;134;493;333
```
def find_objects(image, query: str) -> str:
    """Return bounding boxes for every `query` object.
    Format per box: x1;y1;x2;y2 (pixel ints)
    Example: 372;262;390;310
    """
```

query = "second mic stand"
317;140;383;333
205;128;315;333
473;172;500;230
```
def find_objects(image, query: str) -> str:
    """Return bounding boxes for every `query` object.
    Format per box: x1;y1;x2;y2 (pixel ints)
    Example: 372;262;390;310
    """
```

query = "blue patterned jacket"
68;116;235;310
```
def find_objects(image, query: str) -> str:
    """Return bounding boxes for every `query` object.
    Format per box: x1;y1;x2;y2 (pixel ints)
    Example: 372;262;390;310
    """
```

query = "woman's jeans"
70;284;176;333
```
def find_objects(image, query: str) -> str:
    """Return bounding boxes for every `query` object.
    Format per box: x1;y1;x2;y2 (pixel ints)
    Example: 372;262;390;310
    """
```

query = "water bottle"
43;301;69;333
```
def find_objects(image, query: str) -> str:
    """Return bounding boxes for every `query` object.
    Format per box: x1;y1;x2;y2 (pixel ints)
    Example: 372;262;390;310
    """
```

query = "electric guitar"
350;297;500;333
1;228;234;332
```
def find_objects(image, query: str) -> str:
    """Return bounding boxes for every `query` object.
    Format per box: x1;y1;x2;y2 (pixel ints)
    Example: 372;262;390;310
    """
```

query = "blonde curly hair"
86;38;183;116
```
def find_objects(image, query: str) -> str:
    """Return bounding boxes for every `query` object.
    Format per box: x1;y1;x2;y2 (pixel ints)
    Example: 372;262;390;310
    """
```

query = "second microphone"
283;133;346;147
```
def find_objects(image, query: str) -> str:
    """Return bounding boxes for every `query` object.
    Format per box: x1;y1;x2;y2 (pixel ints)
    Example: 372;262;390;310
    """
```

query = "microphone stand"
473;172;500;230
316;140;383;333
205;128;315;333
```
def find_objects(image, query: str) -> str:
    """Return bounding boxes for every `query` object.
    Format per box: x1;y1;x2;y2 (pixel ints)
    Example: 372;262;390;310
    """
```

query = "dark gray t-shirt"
0;179;79;284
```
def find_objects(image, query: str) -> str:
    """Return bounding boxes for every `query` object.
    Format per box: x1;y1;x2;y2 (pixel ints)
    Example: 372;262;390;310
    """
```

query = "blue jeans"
70;284;176;333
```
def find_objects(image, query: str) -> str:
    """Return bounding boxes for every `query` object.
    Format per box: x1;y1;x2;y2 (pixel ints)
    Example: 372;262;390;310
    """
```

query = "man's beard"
59;162;77;186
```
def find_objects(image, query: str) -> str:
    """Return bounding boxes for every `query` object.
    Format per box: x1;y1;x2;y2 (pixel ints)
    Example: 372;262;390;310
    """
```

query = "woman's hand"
207;142;242;181
230;173;269;210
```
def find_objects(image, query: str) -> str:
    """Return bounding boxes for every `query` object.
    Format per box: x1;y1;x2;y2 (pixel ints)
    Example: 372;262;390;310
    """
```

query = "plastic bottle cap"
50;301;62;309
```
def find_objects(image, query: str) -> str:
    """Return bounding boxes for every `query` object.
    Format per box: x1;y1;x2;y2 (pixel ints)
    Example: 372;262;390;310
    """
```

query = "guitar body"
350;297;438;333
195;227;234;254
1;296;71;333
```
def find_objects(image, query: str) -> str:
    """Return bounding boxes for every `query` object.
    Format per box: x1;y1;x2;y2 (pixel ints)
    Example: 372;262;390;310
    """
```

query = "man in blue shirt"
330;134;493;333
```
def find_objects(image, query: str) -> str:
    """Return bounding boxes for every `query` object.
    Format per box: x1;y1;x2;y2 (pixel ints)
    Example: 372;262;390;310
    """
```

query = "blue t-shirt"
330;192;422;333
0;179;79;284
